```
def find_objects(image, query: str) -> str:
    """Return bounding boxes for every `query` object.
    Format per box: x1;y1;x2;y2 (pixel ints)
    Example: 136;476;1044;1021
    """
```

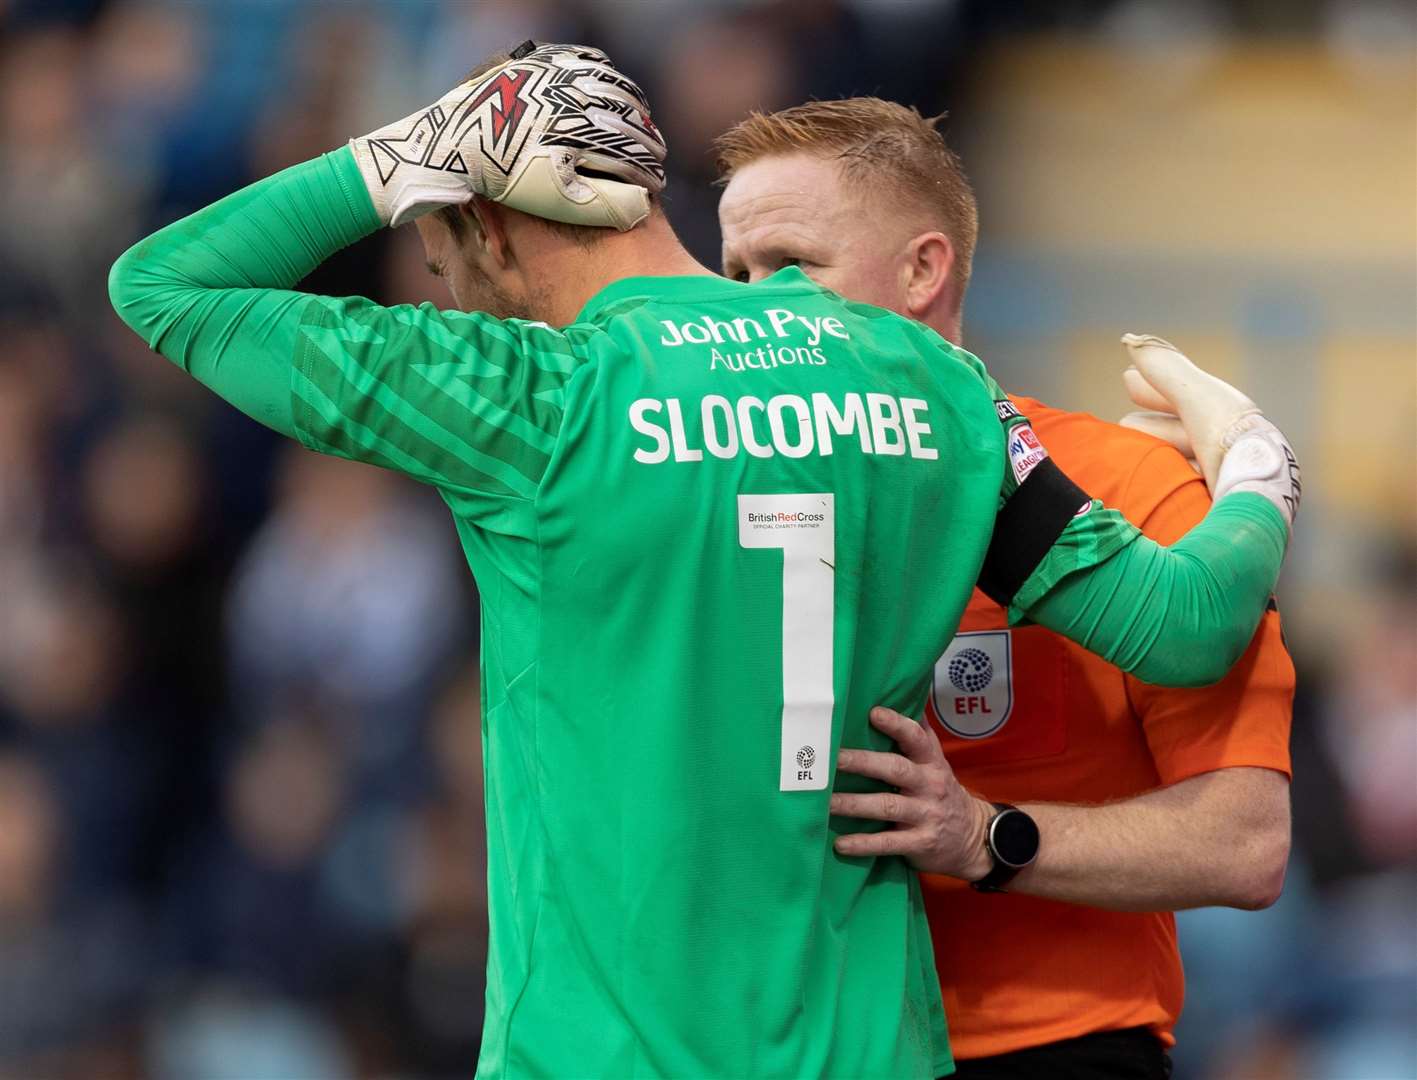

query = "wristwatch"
970;803;1040;893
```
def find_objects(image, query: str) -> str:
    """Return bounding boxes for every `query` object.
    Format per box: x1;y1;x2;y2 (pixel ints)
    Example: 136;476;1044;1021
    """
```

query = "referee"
717;98;1294;1080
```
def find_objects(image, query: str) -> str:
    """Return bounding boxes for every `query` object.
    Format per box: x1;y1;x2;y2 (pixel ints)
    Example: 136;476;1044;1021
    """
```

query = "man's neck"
937;314;964;348
922;307;964;349
536;215;716;326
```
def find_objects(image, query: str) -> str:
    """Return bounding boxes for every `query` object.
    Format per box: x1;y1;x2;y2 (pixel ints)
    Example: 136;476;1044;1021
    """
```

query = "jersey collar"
574;267;822;325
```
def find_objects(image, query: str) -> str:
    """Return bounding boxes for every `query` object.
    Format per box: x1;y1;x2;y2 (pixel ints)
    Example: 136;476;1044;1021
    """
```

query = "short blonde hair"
715;97;978;291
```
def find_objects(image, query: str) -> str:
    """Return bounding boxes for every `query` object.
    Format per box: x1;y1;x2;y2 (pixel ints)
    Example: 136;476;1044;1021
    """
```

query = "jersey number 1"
738;494;835;791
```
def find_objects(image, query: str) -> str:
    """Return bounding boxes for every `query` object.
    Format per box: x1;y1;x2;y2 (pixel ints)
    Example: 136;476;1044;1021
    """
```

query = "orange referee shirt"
922;396;1295;1061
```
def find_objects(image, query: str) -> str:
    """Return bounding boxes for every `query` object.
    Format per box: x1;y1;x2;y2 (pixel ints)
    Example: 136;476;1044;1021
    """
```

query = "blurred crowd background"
0;0;1412;1077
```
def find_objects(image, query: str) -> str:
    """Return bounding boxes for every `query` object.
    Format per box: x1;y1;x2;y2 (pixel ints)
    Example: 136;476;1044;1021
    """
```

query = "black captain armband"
977;458;1092;607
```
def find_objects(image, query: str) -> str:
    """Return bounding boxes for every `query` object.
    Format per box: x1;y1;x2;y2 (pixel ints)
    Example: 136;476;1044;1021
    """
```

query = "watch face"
991;809;1040;868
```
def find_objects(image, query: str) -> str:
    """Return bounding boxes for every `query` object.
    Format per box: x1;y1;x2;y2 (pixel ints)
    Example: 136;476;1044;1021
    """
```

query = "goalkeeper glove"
350;42;666;230
1120;333;1301;531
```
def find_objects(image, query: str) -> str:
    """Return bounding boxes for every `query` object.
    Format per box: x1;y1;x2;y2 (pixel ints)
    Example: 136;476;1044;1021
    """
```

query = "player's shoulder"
410;302;594;351
1011;395;1201;511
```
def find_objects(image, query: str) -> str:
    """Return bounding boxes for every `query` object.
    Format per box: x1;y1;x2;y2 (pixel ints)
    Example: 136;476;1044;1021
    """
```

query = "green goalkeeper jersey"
110;148;1289;1080
296;268;1051;1080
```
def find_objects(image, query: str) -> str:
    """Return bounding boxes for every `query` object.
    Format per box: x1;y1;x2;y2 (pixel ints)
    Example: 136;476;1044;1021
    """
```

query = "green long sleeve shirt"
110;146;1288;1079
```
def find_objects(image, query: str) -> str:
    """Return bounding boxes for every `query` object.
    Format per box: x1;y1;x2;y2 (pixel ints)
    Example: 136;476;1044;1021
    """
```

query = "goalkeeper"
109;43;1300;1080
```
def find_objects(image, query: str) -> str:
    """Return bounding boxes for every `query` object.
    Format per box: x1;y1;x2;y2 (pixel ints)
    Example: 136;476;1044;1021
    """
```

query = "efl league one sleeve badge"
931;631;1013;739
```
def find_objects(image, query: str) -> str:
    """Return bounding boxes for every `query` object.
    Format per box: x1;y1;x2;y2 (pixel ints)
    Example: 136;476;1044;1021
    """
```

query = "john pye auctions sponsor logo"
658;309;850;348
658;308;849;372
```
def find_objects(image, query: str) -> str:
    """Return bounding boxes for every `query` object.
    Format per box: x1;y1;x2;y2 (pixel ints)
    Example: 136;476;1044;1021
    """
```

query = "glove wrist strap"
1214;417;1301;530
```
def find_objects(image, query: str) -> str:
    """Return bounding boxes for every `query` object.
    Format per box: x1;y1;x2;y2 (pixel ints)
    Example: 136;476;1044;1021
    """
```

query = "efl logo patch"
1007;424;1048;485
931;631;1013;738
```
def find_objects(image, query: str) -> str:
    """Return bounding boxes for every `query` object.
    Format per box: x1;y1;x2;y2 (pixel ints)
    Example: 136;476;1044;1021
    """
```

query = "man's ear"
903;232;956;319
467;196;513;269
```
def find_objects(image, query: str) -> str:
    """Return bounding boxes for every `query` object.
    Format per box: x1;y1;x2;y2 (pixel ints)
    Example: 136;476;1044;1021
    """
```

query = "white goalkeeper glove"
1119;333;1301;530
350;42;667;230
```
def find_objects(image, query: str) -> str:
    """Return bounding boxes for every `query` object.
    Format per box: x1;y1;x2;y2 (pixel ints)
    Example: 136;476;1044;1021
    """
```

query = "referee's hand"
830;707;996;880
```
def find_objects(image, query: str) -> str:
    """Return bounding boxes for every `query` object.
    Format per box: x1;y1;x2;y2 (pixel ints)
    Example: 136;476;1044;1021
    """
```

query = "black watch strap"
970;802;1040;893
